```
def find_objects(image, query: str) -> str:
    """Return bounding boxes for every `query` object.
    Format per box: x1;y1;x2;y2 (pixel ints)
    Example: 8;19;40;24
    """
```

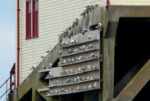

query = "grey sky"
0;1;15;101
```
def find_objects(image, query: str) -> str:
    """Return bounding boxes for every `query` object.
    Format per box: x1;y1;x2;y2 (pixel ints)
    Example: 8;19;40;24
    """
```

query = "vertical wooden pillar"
32;89;36;101
103;38;115;101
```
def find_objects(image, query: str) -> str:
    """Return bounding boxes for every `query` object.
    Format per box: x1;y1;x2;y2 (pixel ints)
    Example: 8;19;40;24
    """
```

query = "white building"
16;0;150;85
16;0;106;84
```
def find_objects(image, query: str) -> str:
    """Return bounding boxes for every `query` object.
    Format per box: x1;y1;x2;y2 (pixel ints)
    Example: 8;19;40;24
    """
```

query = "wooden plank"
38;88;49;92
38;69;50;73
45;68;99;79
46;88;100;97
60;39;99;48
59;57;99;66
59;48;99;58
47;30;101;97
47;78;99;88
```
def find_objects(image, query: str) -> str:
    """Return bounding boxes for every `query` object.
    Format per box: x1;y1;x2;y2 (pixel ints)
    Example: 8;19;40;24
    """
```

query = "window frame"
26;0;32;39
32;0;38;38
26;0;39;40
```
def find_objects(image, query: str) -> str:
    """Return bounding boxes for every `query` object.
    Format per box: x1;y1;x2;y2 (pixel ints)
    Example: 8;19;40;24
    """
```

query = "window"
26;0;31;39
26;0;38;39
33;0;38;37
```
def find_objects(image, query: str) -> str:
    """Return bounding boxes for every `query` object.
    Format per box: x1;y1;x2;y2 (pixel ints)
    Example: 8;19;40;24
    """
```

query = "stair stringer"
113;59;150;101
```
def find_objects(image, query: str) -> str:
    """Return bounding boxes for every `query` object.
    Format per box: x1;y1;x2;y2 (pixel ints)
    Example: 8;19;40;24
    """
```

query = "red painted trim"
10;63;15;92
17;0;20;86
106;0;110;8
26;0;31;39
32;0;38;37
25;35;39;40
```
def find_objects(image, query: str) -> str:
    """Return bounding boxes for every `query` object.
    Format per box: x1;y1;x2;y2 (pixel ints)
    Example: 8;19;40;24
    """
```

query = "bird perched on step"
93;66;98;70
82;45;86;51
88;83;92;89
91;53;95;58
30;65;35;70
54;80;59;85
68;58;71;63
74;49;77;53
94;82;97;88
49;63;53;68
47;71;53;77
73;18;80;26
72;58;75;63
51;83;54;86
83;76;86;80
65;27;69;33
80;10;86;16
79;56;84;61
75;18;80;25
95;23;103;31
79;46;83;52
84;86;87;90
60;42;65;47
68;24;72;30
88;44;93;50
87;65;92;70
95;2;99;8
82;29;87;35
67;78;71;83
47;91;51;95
71;39;75;44
41;55;44;58
77;76;82;82
73;32;77;36
77;86;80;91
64;71;67;75
68;30;73;37
68;49;72;54
50;91;53;95
91;77;93;80
88;35;92;40
65;42;68;46
61;88;65;93
59;50;62;56
70;79;74;83
91;53;97;58
42;65;46;69
85;4;91;13
63;59;67;64
74;78;77;82
70;69;73;74
65;79;67;83
70;88;74;93
86;77;90;80
54;90;58;94
75;40;78;43
90;3;95;11
45;50;50;53
61;71;65;75
75;57;78;61
65;90;69;93
57;32;64;40
72;20;76;27
78;68;81;73
81;67;86;71
66;69;69;74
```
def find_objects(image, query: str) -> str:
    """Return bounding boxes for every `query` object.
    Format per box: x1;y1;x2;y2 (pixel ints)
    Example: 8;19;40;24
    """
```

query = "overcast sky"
0;1;15;101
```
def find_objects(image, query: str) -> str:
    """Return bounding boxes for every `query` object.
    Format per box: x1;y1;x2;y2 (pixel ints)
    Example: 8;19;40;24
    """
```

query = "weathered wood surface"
47;30;101;96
